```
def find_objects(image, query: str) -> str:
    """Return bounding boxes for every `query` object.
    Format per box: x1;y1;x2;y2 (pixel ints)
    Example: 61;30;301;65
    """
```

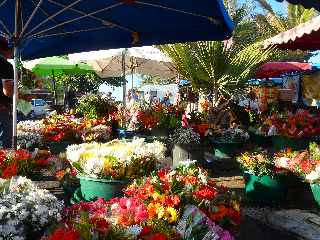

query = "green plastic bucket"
249;131;272;147
310;183;320;207
271;136;309;151
77;176;128;201
244;172;288;206
213;141;244;158
48;141;71;155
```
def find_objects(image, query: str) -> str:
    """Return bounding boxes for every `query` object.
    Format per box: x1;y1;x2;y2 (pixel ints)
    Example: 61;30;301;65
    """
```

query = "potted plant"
274;142;320;207
65;138;166;201
213;127;249;158
170;127;202;167
237;150;288;205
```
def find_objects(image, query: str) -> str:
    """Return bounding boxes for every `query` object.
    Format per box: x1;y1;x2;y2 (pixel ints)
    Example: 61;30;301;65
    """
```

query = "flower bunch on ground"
0;176;63;240
44;161;239;240
0;149;49;179
66;138;166;180
170;127;201;145
265;109;320;138
274;142;320;183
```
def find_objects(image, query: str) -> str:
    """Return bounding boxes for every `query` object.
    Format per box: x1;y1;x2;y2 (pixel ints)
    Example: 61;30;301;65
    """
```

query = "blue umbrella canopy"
0;0;234;148
0;0;234;60
275;0;320;11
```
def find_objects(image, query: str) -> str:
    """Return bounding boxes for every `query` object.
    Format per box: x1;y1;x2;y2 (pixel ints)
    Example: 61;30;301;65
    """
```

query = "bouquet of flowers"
274;142;320;183
125;160;240;235
0;176;63;240
0;149;49;179
237;150;279;177
171;127;201;145
66;138;166;180
81;124;112;142
216;128;249;143
43;161;239;240
17;120;45;149
265;109;320;138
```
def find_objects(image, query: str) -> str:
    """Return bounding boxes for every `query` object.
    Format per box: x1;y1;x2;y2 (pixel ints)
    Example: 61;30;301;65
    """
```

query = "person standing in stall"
0;57;14;148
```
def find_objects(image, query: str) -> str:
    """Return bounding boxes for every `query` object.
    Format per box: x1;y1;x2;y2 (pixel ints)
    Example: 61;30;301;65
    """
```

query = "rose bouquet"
0;176;63;240
66;138;166;180
0;149;49;179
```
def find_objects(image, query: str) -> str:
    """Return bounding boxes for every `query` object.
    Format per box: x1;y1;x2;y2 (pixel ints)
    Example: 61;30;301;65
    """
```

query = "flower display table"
271;136;310;151
310;183;320;207
172;144;203;167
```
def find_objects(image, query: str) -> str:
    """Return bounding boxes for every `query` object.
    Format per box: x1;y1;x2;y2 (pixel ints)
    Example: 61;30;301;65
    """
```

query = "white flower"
306;171;320;182
275;157;289;169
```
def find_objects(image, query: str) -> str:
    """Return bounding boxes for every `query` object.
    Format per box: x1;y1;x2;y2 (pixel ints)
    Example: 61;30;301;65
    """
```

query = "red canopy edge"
256;62;312;78
263;16;320;50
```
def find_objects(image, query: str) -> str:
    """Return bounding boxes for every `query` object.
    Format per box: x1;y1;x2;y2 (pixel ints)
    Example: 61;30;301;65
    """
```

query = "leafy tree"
158;1;275;106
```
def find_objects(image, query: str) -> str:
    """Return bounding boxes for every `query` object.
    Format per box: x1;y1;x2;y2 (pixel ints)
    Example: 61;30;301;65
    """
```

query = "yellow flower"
152;192;161;200
156;205;166;219
166;207;178;223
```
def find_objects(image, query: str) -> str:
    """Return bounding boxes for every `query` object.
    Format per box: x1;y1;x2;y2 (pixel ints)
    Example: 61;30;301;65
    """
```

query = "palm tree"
159;2;275;107
256;0;318;36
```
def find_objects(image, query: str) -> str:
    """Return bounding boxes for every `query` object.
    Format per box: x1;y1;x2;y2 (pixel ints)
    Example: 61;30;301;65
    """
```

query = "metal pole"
122;49;126;128
12;0;22;149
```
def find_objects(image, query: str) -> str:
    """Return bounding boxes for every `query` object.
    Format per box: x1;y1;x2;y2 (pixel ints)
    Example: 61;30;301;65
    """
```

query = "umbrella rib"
30;0;60;26
136;1;221;25
20;0;43;38
32;26;108;39
27;2;124;39
0;0;7;9
48;0;135;33
0;19;10;36
25;0;84;37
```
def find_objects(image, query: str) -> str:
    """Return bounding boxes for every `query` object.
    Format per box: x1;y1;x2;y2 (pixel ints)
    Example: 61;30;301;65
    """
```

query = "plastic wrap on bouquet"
176;205;234;240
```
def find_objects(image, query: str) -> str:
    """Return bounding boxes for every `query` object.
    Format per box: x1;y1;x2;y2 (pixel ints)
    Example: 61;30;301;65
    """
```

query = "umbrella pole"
122;50;126;128
12;46;19;149
52;70;57;105
12;0;22;149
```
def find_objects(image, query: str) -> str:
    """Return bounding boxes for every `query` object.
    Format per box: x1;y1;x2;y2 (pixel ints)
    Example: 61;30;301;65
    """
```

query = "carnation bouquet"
66;138;166;180
17;120;45;149
0;176;63;240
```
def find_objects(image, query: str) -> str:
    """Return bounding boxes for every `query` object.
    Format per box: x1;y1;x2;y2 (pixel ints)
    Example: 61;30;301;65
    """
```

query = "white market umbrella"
69;46;177;79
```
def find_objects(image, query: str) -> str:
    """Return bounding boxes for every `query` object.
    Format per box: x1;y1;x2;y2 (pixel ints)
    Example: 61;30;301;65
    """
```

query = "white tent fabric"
68;46;177;79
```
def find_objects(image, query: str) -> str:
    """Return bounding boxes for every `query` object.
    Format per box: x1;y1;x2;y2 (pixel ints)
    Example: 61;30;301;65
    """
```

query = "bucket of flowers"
170;127;202;167
274;142;320;207
237;150;288;205
42;161;240;240
65;138;166;201
213;127;250;159
0;176;62;239
0;149;50;180
265;110;320;151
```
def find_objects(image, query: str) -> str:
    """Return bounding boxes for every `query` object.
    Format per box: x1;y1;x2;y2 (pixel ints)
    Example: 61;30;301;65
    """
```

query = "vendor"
0;56;13;148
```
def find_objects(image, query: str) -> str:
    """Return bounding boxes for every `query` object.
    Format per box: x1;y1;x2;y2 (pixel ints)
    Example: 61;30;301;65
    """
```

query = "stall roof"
256;62;312;78
263;16;320;50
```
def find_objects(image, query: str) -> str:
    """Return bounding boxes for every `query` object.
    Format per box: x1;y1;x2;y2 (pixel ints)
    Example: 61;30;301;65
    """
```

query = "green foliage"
75;93;116;119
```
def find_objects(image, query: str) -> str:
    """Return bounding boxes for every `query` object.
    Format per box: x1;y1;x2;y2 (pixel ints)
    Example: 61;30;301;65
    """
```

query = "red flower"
90;216;110;234
43;227;80;240
193;185;217;201
147;233;168;240
36;159;49;166
1;164;18;179
164;195;180;207
139;226;152;237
